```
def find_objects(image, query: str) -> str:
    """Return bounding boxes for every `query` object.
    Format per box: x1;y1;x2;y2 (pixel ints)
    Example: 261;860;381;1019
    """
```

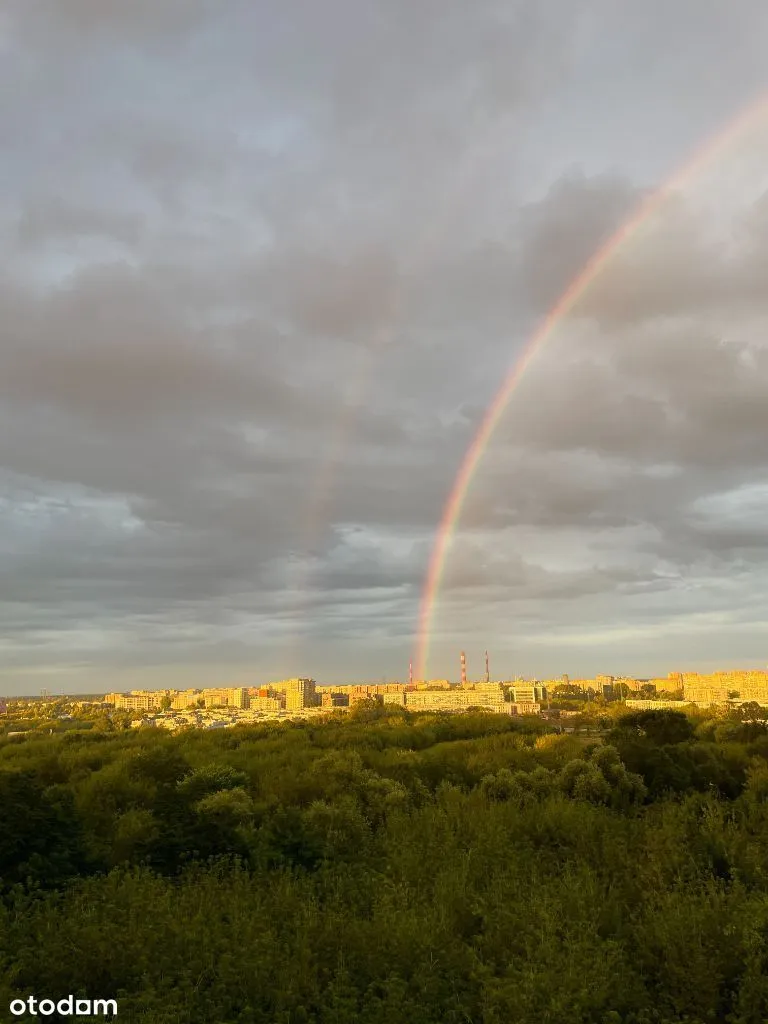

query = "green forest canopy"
2;704;768;1023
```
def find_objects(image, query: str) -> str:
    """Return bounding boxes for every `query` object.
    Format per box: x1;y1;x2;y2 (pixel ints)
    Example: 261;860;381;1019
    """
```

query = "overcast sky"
3;1;768;694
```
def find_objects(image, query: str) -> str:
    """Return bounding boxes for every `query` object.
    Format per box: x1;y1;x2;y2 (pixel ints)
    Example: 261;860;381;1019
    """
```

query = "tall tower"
485;650;490;684
460;651;467;685
409;660;413;686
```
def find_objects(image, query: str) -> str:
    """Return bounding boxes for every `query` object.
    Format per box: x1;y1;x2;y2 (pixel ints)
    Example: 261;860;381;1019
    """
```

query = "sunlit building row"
104;668;768;717
682;670;768;705
104;679;320;713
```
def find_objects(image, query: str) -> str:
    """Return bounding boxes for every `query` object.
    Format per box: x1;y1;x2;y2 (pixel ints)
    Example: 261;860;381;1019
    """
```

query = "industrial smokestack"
485;650;490;684
460;651;467;685
409;660;413;686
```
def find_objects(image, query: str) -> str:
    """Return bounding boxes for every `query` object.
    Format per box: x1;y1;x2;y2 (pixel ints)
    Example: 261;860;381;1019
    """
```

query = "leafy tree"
349;697;385;722
177;763;248;803
608;709;695;747
729;701;768;722
0;770;85;887
111;808;160;866
552;683;586;699
129;745;190;786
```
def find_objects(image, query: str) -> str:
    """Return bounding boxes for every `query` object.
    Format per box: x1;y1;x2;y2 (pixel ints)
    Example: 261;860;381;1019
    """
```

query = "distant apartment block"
405;684;505;713
683;670;768;705
113;694;159;711
285;678;317;711
624;699;688;710
104;691;167;707
201;688;229;707
320;692;348;708
250;695;283;712
200;687;250;709
473;683;506;706
596;675;615;697
171;690;201;710
613;678;645;692
510;682;536;703
667;672;684;693
348;692;377;706
329;683;407;695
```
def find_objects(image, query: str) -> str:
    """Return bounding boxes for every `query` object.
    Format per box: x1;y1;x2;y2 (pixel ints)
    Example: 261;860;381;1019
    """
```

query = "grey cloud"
15;198;142;249
0;265;318;429
8;0;213;44
516;169;647;314
575;187;768;326
3;2;768;690
259;245;402;339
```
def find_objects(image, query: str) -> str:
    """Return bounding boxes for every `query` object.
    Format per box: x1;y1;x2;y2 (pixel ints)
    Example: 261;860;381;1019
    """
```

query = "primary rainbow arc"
414;93;768;682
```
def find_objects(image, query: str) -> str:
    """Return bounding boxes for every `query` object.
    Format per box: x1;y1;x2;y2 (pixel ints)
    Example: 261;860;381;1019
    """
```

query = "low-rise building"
321;692;349;708
250;695;283;712
509;701;541;716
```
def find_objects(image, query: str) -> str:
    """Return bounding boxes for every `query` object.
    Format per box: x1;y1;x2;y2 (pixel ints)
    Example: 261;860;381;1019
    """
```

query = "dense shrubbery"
2;706;768;1022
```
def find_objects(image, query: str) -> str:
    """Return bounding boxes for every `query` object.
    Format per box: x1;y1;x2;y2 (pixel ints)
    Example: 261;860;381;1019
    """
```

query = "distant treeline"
2;703;768;1022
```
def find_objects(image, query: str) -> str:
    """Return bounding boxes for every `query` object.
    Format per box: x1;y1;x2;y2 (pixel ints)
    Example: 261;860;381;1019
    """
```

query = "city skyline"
5;661;768;700
11;667;768;718
3;3;768;694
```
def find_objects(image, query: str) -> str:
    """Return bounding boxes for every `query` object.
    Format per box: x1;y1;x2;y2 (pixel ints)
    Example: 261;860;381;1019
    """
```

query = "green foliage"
177;763;249;802
2;707;768;1021
611;708;696;745
0;770;86;888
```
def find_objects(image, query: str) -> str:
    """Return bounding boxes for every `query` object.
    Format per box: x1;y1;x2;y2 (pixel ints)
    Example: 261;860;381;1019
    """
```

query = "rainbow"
414;93;768;681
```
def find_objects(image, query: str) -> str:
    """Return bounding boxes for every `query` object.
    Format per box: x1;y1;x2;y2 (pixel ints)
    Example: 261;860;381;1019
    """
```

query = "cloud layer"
2;1;768;691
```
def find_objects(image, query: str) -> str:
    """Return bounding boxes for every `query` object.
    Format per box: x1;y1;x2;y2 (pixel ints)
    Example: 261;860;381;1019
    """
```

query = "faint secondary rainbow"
414;93;768;681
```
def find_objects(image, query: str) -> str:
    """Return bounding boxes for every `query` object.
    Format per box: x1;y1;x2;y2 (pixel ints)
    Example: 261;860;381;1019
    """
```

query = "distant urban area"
4;663;768;733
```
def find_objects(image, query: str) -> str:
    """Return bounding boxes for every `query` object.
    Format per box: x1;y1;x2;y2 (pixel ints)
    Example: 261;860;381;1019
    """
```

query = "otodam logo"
9;995;117;1017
